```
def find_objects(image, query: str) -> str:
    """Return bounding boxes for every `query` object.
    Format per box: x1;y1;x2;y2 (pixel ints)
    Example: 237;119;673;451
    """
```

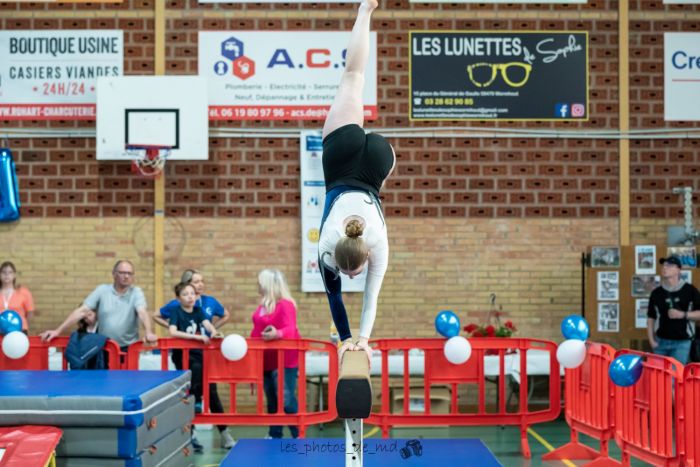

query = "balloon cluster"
556;315;589;369
435;310;471;365
0;310;29;360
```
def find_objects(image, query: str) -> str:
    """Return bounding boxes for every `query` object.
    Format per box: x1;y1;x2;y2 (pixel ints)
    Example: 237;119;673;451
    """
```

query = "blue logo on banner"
555;103;570;118
213;61;229;75
304;181;325;187
222;37;244;61
306;135;323;151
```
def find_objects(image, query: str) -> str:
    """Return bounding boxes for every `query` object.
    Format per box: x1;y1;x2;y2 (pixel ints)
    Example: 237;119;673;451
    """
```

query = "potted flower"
463;318;517;338
463;294;517;354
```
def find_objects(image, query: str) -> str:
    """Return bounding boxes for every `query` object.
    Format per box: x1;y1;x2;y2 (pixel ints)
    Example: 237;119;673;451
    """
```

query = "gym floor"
190;418;647;466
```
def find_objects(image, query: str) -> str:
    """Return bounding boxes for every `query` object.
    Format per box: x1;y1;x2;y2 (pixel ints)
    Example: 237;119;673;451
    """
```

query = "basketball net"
126;145;171;178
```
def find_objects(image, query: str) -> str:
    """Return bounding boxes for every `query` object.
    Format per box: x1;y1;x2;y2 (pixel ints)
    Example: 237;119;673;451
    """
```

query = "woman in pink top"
250;269;300;439
1;261;36;332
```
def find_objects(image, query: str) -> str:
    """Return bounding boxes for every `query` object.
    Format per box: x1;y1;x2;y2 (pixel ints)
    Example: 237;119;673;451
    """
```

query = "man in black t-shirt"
647;255;700;364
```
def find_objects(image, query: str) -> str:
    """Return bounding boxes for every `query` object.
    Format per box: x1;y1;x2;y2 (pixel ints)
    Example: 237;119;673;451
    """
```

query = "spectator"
1;261;36;333
153;268;235;450
647;255;700;364
167;282;234;452
40;260;157;350
154;269;230;330
251;269;300;439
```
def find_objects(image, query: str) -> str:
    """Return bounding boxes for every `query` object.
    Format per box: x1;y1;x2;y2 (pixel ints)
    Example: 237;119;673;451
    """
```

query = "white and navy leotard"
318;189;388;341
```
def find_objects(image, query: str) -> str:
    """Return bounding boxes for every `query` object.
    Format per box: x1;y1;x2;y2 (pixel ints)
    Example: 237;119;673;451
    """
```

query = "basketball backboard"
96;76;208;160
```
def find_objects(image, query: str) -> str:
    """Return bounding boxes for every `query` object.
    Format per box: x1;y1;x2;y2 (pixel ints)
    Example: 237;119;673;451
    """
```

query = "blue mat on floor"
220;438;502;466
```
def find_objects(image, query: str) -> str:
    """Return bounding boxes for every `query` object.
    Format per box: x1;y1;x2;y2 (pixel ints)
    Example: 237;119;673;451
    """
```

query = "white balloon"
443;336;472;364
221;334;248;361
2;331;29;360
556;339;586;369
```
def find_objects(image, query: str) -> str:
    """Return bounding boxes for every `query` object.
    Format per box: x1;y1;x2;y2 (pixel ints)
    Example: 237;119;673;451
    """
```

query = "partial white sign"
0;30;123;120
199;32;377;121
635;299;649;329
665;33;700;121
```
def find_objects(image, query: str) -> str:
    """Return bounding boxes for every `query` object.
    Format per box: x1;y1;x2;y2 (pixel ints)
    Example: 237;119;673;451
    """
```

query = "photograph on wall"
681;270;693;284
199;31;377;121
597;271;619;301
409;31;588;121
635;245;657;274
591;246;620;268
0;30;123;120
667;246;697;268
598;303;619;332
631;274;661;297
635;299;649;329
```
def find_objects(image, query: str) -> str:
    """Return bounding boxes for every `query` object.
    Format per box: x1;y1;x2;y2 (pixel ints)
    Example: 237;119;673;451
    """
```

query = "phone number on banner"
209;105;377;121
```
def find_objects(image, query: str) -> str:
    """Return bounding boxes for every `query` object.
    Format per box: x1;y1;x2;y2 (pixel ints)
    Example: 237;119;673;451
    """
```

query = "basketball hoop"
126;145;172;178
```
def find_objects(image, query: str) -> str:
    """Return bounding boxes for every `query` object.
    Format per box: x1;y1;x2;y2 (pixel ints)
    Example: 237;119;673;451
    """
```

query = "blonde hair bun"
345;219;364;238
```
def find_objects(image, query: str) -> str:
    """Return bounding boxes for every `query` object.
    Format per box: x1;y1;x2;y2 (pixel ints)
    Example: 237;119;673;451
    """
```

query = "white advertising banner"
665;33;700;121
0;30;123;120
300;131;367;293
199;31;377;121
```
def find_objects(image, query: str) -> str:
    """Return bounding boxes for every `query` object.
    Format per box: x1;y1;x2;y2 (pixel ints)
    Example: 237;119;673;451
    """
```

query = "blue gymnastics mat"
220;438;502;466
0;370;190;427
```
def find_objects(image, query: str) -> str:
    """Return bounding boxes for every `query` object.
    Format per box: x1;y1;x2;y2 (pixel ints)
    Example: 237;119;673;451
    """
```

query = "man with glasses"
40;260;157;351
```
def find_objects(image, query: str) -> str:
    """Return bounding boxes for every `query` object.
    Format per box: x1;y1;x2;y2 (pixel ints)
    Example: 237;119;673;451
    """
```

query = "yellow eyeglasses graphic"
466;62;532;88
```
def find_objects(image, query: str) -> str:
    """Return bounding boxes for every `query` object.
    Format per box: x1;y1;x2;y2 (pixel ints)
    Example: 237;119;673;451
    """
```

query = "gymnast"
318;0;395;364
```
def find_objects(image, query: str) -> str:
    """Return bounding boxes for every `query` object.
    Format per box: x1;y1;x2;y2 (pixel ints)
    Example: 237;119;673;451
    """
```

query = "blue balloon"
609;354;644;387
561;315;590;341
0;310;22;335
435;310;460;338
0;149;20;222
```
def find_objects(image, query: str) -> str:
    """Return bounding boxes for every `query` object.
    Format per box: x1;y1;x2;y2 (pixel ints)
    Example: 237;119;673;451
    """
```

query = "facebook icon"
555;103;569;118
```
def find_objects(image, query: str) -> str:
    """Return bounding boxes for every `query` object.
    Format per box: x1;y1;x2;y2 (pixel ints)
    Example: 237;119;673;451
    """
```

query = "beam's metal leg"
345;418;363;467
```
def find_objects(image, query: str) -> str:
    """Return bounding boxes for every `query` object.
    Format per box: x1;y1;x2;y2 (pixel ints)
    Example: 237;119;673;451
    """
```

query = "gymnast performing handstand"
318;0;395;373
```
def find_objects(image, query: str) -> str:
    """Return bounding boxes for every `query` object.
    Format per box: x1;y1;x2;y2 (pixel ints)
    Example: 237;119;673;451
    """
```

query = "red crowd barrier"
684;363;700;466
365;338;561;459
612;350;683;467
544;342;619;466
126;337;339;438
0;335;122;370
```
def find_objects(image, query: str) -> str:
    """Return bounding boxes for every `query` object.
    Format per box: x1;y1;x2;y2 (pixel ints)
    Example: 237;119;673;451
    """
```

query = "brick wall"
0;215;675;338
1;1;699;218
1;217;619;341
